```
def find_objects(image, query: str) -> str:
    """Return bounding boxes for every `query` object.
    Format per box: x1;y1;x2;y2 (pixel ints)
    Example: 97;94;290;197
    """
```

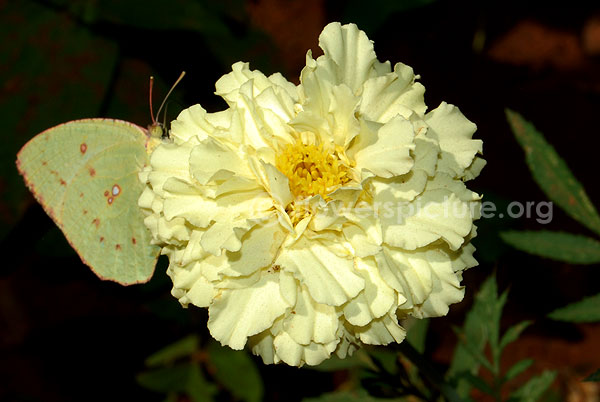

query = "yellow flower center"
276;141;351;200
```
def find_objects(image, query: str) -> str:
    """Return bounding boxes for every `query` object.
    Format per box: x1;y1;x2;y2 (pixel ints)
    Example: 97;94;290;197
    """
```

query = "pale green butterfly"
16;72;185;285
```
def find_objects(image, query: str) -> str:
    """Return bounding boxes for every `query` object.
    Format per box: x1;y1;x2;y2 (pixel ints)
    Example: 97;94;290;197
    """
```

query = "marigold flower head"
139;22;485;366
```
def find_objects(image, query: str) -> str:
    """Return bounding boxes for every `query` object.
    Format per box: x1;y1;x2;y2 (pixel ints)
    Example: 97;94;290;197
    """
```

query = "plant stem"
397;342;467;402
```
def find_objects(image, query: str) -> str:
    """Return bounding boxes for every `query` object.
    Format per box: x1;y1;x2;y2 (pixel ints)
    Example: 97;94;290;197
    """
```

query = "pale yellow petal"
360;62;427;122
424;102;482;177
354;313;406;345
350;116;415;178
318;22;377;93
343;257;395;326
208;271;290;350
276;237;365;306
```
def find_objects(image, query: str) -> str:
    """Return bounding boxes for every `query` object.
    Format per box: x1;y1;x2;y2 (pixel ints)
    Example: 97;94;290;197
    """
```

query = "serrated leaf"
145;335;199;367
452;327;494;373
505;109;600;236
448;275;500;397
584;369;600;382
499;321;532;352
548;293;600;322
503;359;534;383
500;231;600;265
457;372;495;395
508;370;556;402
207;341;263;402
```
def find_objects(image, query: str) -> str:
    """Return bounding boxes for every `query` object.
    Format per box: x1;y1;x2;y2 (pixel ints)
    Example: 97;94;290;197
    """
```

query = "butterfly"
16;72;185;285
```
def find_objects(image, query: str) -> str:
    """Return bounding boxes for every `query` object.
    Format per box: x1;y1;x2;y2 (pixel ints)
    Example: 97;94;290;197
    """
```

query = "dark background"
2;0;600;400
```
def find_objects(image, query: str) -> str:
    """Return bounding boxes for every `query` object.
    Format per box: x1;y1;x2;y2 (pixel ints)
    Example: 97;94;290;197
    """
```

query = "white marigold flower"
139;22;485;366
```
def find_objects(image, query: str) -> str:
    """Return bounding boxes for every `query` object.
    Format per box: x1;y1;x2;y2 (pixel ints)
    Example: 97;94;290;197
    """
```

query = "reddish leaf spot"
104;190;109;197
107;197;113;205
59;179;66;186
569;195;576;206
80;143;87;154
100;236;104;242
83;210;87;215
115;244;122;251
79;192;84;198
131;237;137;245
50;170;58;176
89;167;96;177
112;184;121;197
42;161;47;166
92;218;100;228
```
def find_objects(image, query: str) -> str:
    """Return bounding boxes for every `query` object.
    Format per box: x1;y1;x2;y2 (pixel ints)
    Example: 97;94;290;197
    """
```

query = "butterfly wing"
17;119;160;285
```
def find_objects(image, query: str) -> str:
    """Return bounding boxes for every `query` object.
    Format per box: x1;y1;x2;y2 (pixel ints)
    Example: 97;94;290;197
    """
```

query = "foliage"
137;335;263;402
448;275;555;402
504;110;600;323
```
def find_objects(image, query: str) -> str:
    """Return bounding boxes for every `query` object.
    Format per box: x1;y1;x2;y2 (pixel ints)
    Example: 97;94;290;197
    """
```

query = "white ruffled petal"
343;257;395;326
382;189;474;250
283;285;339;345
273;331;338;366
276;237;365;306
350;116;415;178
424;102;482;178
354;313;406;345
208;271;290;350
360;62;427;122
318;22;377;93
189;137;251;184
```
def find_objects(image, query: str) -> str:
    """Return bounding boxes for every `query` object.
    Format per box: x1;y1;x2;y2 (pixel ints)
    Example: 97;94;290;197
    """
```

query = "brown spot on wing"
131;237;137;245
59;179;66;186
42;161;47;166
80;143;87;154
115;244;122;250
89;167;96;176
92;218;100;228
99;236;104;242
104;190;109;197
83;210;87;215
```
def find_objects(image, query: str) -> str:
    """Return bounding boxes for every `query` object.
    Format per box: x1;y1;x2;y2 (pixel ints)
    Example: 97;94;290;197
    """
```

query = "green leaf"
584;369;600;382
406;318;429;354
503;359;534;383
137;363;216;401
452;327;495;373
508;370;557;402
499;321;532;352
505;109;600;236
548;293;600;322
207;341;263;402
303;389;404;402
448;275;501;397
457;372;495;395
500;231;600;265
186;364;218;402
145;335;199;367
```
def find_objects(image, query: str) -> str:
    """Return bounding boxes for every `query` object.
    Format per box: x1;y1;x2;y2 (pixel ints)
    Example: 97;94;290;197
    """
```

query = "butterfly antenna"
156;71;186;121
149;76;158;125
162;101;169;137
